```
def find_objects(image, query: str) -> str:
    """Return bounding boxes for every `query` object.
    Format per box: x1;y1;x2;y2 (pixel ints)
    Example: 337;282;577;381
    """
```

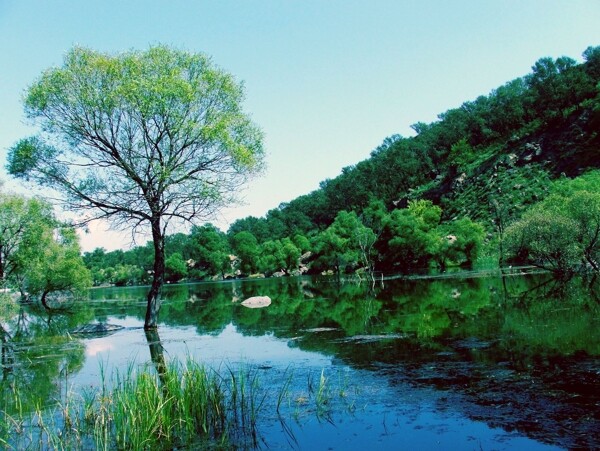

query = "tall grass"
0;363;360;449
1;359;266;450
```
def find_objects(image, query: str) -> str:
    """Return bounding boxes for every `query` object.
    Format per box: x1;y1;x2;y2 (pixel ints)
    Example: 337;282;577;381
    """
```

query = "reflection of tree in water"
298;275;600;450
0;300;91;414
34;274;600;449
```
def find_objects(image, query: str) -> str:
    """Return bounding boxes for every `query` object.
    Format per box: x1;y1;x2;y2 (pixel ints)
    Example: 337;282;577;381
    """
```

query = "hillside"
229;46;600;242
84;46;600;284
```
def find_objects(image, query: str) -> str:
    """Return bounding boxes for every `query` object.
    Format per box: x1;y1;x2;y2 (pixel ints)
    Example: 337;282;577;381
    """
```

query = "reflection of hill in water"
55;274;600;448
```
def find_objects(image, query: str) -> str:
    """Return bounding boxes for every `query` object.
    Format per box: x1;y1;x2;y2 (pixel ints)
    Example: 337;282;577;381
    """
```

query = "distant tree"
189;224;230;278
505;209;581;275
447;138;475;172
437;217;485;269
0;193;90;303
24;227;91;308
314;227;352;277
292;234;311;253
378;200;442;272
165;233;193;261
231;231;260;275
564;191;600;271
165;252;188;283
485;78;527;137
258;238;301;275
505;172;600;274
525;56;579;122
0;194;55;287
314;211;374;276
8;46;264;329
111;264;145;287
83;247;109;285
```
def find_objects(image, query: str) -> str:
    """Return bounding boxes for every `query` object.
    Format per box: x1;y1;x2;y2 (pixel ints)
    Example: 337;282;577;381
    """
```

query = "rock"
453;172;467;188
241;296;272;309
71;323;124;337
445;234;458;244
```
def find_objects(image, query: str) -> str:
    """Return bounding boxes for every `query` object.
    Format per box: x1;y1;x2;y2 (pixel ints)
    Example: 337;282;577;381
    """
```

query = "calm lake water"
1;273;599;449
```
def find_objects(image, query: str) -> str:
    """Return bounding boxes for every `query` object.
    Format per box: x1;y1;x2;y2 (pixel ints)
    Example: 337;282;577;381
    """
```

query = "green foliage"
0;194;55;285
165;253;188;283
505;171;600;274
24;226;92;304
223;46;600;266
0;193;90;302
79;47;600;281
437;217;486;268
258;238;301;275
505;209;581;274
378;201;441;272
313;211;371;275
231;231;260;275
189;224;231;279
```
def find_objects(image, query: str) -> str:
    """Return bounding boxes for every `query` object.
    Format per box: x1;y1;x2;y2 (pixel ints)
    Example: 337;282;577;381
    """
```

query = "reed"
0;359;267;450
0;362;360;449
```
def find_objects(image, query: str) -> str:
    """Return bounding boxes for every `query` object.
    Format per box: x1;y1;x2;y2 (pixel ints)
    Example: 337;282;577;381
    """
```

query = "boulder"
241;296;272;309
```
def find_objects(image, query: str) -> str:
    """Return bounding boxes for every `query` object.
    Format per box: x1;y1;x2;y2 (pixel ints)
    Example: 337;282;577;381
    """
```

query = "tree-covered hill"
231;46;600;240
84;46;600;283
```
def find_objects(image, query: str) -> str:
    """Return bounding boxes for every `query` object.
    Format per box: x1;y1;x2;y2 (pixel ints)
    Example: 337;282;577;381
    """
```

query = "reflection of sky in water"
72;316;562;450
77;317;331;388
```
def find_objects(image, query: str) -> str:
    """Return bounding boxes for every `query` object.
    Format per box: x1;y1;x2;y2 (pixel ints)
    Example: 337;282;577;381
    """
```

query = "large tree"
7;46;264;329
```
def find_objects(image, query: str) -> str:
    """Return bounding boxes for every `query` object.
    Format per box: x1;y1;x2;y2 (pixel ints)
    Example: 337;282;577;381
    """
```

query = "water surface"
1;274;598;449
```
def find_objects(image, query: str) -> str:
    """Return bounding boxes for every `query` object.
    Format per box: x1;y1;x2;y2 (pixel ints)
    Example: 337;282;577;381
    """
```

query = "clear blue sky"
1;0;599;251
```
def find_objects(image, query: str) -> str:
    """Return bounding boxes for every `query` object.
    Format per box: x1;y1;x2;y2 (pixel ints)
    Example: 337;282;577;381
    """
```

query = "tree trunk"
145;329;167;387
40;291;50;310
145;217;165;330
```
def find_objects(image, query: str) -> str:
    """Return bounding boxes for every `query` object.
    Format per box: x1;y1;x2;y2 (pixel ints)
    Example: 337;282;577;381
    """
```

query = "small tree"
505;209;581;275
8;46;264;329
0;193;90;303
0;194;54;286
378;200;442;273
24;227;92;308
505;172;600;275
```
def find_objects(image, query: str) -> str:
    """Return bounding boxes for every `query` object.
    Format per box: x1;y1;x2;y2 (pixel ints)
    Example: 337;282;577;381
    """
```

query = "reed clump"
1;359;264;450
0;363;360;449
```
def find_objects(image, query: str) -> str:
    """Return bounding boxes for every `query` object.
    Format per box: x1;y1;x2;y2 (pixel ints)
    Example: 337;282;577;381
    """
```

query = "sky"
1;0;599;252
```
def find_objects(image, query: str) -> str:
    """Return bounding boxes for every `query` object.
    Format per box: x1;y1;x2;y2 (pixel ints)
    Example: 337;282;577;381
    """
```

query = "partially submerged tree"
8;46;264;329
24;226;92;308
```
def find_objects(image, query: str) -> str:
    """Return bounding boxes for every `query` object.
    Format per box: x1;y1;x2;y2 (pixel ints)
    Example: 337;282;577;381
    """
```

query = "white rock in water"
241;296;272;308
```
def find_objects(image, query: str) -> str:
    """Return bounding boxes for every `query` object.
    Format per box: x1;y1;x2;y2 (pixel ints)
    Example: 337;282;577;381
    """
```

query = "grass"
0;361;359;450
1;359;265;450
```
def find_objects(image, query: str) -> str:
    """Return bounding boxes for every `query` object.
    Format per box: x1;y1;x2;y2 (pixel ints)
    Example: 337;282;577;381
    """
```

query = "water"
1;273;598;449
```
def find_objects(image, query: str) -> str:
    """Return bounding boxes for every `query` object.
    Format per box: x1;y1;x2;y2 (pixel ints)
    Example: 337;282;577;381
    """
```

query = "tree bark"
145;217;165;330
144;329;167;387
